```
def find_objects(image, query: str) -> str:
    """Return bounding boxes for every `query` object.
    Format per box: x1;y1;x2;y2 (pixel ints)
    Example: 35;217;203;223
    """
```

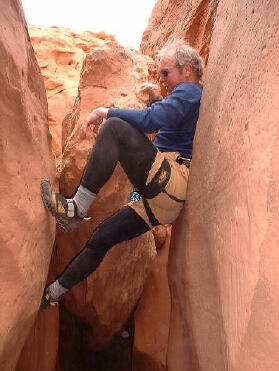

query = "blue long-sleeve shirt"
107;82;203;158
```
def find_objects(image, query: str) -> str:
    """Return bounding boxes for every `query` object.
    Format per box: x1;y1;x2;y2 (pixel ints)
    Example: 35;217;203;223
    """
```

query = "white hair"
157;39;204;79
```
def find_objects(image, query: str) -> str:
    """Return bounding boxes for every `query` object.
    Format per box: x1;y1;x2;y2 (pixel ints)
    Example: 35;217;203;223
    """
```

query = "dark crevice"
58;304;135;371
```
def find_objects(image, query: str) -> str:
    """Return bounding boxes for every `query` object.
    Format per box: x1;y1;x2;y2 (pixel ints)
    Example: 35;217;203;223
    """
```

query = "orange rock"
16;246;60;371
16;301;59;371
152;225;171;250
133;229;171;371
0;2;56;371
28;25;116;159
168;1;279;371
141;0;219;65
55;41;158;347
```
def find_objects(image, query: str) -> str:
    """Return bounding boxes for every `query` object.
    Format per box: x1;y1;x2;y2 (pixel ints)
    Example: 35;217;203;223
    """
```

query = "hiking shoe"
39;287;59;311
40;179;84;232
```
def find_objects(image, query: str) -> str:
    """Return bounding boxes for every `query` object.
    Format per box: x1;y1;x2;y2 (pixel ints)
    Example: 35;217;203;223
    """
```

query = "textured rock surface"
29;25;115;158
16;249;59;371
15;308;59;371
168;1;279;371
141;0;219;64
2;1;277;370
55;42;158;347
0;2;56;371
133;227;171;371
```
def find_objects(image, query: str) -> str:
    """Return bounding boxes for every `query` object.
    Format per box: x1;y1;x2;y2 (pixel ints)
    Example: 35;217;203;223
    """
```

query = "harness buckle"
176;155;192;168
130;191;141;202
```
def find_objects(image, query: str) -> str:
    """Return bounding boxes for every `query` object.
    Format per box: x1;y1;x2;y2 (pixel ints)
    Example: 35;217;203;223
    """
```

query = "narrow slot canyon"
0;1;278;371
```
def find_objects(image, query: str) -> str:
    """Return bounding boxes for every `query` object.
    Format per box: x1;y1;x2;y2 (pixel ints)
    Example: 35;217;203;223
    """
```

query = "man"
40;39;204;309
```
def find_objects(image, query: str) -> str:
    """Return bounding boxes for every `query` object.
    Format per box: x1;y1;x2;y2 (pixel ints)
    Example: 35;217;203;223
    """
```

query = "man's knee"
101;117;138;137
103;117;126;130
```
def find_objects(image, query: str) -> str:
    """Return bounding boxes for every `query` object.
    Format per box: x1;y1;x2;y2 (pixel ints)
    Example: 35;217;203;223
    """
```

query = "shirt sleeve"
107;88;192;134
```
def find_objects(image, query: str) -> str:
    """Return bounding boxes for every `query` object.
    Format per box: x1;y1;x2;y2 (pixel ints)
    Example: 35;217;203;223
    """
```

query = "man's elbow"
143;126;158;134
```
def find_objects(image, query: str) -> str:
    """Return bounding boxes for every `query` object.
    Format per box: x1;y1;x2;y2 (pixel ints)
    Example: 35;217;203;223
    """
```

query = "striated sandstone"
55;41;158;347
28;25;116;158
168;1;279;371
141;0;219;65
0;2;56;371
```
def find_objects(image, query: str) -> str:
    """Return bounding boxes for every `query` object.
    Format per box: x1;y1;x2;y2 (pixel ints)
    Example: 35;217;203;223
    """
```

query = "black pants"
81;117;157;195
58;118;159;290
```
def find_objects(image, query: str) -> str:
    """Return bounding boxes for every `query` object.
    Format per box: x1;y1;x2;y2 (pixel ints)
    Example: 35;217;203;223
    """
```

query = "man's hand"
139;83;162;104
81;107;108;139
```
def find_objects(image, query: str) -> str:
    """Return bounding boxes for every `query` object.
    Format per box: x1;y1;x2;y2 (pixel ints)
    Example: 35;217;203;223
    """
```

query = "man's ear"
183;63;193;77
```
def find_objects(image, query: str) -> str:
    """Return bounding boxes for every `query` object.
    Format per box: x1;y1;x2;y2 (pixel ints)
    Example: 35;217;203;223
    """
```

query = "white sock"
70;185;96;218
48;280;68;299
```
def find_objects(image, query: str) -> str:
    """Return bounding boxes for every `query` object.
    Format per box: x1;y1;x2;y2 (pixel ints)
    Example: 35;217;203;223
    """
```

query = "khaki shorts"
128;151;189;228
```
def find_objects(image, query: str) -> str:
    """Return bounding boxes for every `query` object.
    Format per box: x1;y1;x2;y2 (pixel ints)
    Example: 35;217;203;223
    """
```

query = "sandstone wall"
15;249;59;371
29;25;115;158
168;1;279;371
133;228;171;371
141;0;219;64
0;2;56;371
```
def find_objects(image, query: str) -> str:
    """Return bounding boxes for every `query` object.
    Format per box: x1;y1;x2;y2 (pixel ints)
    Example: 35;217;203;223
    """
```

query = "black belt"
176;155;191;168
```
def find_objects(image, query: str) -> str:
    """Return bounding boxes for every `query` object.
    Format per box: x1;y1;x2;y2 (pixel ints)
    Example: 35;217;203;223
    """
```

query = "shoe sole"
39;297;59;311
40;179;81;232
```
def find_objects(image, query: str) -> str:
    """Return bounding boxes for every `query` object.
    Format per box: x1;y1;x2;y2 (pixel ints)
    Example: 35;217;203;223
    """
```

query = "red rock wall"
16;248;60;371
28;25;115;159
168;1;279;371
15;308;59;371
141;0;219;64
0;1;56;371
3;1;277;370
133;228;171;371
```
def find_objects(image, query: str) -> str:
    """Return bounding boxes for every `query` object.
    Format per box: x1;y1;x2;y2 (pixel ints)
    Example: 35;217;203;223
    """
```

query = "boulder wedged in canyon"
29;25;116;158
0;2;56;371
55;41;158;347
60;41;157;151
168;1;279;371
141;0;219;64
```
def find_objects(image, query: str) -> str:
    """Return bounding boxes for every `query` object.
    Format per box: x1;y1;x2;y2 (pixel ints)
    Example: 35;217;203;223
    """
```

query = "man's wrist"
97;107;108;119
149;96;163;106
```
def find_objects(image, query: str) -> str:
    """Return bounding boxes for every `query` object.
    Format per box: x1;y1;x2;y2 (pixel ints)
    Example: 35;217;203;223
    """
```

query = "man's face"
159;50;188;93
